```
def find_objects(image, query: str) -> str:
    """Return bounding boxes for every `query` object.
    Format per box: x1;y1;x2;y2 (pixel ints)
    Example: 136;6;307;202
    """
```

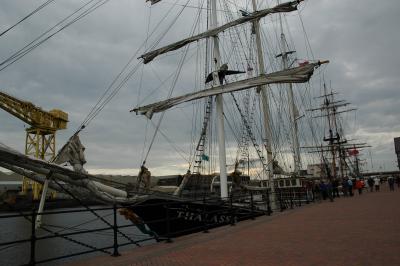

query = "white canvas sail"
140;0;303;64
132;62;327;118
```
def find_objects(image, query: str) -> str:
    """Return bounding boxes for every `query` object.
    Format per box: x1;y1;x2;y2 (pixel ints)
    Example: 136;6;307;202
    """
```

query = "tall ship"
0;0;331;237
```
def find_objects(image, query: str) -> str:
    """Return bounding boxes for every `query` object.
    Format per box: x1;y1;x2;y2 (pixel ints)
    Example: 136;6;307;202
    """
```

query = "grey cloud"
1;0;400;174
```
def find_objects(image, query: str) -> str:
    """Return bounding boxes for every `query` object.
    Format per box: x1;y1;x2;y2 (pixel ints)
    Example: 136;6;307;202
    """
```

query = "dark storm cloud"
0;0;399;174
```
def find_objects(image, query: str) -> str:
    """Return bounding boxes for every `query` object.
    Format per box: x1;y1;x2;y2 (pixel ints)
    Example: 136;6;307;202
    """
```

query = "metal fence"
0;187;313;265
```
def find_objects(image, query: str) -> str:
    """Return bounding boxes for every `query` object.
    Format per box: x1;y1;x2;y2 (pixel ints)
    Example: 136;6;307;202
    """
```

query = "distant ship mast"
250;0;275;193
277;0;301;175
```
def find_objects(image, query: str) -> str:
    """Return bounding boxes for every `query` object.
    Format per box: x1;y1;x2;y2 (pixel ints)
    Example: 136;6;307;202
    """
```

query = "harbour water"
0;206;154;266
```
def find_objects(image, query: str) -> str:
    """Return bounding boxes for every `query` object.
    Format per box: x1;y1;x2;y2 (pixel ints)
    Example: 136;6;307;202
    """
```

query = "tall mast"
277;1;301;174
211;0;228;198
250;0;274;191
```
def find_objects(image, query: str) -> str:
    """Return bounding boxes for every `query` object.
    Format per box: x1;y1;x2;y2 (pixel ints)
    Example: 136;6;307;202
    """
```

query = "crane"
0;91;68;200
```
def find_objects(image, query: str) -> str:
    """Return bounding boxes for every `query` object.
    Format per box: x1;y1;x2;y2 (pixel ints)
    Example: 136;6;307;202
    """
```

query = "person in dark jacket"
367;177;374;192
347;178;354;197
332;179;340;198
355;179;363;195
326;180;334;202
314;182;321;201
320;181;327;200
388;176;395;191
341;178;348;197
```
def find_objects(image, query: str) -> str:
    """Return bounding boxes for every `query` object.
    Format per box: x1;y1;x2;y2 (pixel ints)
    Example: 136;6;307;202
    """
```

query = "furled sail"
0;142;180;204
146;0;162;5
140;0;303;64
132;61;328;119
54;134;87;174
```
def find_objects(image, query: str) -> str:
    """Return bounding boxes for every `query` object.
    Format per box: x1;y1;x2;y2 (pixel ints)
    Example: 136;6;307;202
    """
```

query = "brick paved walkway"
69;186;400;266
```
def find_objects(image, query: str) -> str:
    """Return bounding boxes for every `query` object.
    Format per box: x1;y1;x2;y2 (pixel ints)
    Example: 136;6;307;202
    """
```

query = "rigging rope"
0;0;110;72
0;0;56;38
78;0;182;131
141;0;202;166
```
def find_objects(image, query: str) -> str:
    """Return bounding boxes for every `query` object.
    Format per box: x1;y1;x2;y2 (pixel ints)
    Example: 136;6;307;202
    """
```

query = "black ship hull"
128;197;265;238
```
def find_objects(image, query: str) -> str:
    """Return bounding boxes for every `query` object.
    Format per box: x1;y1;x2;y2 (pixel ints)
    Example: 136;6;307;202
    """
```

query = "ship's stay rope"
77;0;184;131
0;0;111;72
0;0;56;38
140;0;203;166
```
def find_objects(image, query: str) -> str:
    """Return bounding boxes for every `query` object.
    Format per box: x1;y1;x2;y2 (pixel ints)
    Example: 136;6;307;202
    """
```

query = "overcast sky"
0;0;399;175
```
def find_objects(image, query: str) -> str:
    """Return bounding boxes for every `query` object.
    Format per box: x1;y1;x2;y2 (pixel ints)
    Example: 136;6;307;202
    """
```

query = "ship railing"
0;204;153;265
0;188;315;265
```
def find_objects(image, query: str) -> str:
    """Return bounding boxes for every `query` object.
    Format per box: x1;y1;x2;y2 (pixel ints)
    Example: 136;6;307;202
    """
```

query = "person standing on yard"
374;176;381;192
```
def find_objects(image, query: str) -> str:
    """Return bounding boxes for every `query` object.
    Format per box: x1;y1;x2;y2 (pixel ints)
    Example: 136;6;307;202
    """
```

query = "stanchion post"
290;189;294;209
203;197;209;233
266;190;272;215
298;189;301;206
112;204;121;257
29;209;36;266
279;189;284;212
250;191;255;220
165;203;173;243
230;192;235;226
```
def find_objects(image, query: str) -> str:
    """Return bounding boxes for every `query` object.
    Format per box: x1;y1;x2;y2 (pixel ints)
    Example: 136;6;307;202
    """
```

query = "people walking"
355;178;363;195
341;178;348;197
332;179;340;198
320;181;328;200
388;176;395;191
326;180;334;202
374;176;380;192
367;177;374;192
313;182;321;201
348;178;354;197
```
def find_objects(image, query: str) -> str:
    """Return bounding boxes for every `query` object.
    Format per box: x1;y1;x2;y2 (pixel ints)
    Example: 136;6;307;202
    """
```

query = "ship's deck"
69;185;400;266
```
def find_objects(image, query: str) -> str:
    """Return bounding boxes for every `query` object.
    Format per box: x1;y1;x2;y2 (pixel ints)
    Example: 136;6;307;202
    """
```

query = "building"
394;137;400;170
307;163;339;178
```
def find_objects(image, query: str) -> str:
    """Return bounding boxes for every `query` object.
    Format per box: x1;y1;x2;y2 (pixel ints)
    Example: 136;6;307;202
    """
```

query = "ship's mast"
211;0;228;198
277;2;301;174
250;0;274;192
